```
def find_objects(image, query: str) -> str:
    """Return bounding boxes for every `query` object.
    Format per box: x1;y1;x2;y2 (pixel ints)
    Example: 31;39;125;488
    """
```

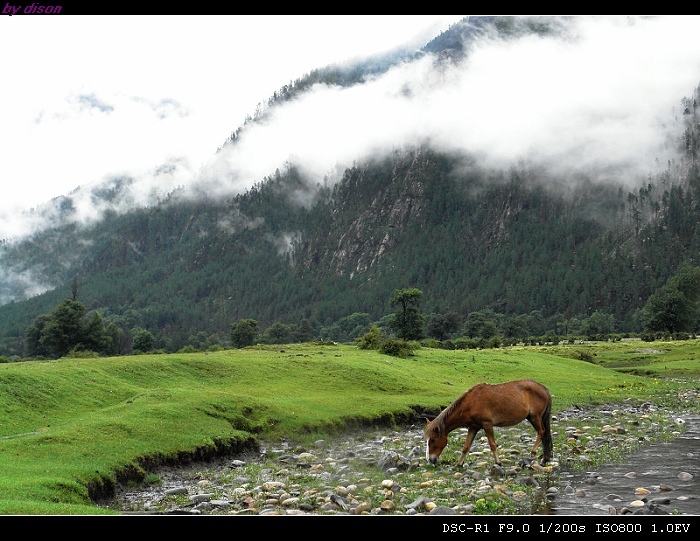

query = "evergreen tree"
502;314;529;339
294;318;313;343
230;319;259;348
464;311;497;339
24;299;113;358
42;299;86;357
24;314;52;358
263;322;292;344
387;288;425;341
132;327;155;353
641;262;700;333
425;311;461;340
83;311;111;353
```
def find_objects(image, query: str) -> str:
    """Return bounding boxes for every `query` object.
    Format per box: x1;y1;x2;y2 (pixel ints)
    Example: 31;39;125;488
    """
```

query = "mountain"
1;16;700;357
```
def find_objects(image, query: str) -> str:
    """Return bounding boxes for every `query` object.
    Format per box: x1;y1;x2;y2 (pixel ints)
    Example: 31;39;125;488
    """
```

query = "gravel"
102;389;699;516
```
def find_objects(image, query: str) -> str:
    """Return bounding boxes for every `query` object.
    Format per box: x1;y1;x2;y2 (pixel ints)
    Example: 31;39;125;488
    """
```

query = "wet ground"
107;400;700;516
550;414;700;515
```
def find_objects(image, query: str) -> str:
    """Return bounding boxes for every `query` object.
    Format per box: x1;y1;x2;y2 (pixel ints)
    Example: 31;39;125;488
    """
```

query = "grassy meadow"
1;339;698;515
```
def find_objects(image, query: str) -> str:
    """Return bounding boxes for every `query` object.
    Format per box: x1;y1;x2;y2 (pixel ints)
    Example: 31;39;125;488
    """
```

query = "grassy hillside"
0;339;697;514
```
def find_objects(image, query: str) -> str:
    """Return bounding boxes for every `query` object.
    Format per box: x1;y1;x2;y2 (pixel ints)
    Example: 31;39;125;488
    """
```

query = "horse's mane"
431;387;476;437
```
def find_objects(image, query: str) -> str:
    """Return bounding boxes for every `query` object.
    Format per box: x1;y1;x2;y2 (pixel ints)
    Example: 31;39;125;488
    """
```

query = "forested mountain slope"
1;16;699;356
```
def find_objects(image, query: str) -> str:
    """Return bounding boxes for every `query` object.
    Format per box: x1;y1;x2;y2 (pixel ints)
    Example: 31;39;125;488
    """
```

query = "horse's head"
424;418;447;466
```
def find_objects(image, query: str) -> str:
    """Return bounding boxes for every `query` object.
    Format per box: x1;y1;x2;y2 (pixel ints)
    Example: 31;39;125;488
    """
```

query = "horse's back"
476;379;549;397
471;380;551;423
511;379;551;405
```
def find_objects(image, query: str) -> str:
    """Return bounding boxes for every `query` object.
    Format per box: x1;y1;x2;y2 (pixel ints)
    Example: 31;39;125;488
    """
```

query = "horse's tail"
541;394;553;464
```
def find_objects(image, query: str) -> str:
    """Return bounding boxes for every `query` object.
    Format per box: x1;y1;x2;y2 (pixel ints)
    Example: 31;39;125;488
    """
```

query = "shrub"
355;326;382;350
380;339;419;358
420;339;457;350
67;348;99;359
577;350;595;363
453;337;487;349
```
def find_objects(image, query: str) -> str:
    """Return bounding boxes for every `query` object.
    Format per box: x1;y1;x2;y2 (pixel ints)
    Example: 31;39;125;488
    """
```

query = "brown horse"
424;379;552;466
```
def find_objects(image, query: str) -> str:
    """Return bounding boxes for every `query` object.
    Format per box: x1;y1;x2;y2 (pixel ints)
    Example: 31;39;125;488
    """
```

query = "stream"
548;414;700;515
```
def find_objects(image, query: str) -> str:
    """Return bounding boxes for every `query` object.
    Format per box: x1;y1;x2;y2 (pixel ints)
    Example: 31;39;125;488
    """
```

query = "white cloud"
201;16;700;197
1;15;700;241
0;15;462;238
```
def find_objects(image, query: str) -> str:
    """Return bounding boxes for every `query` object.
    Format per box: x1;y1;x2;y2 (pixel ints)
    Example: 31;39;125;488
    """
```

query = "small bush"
577;350;595;363
452;337;486;349
488;336;502;348
420;339;457;350
355;326;382;350
67;348;99;359
379;339;419;358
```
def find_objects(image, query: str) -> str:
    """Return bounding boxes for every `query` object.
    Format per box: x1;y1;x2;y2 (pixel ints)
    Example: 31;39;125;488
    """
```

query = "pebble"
107;391;699;516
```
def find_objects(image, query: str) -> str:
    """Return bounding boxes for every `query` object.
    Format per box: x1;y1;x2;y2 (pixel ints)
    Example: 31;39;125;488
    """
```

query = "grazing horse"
424;379;552;466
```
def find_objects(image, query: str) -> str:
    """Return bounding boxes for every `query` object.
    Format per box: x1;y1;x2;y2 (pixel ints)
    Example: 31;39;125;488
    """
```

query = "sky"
2;15;700;241
0;15;463;238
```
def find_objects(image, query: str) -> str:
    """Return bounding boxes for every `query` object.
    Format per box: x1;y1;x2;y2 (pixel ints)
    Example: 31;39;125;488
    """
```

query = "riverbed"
550;414;699;515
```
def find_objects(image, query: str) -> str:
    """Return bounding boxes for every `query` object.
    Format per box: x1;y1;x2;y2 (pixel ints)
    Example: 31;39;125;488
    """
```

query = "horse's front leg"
456;427;479;467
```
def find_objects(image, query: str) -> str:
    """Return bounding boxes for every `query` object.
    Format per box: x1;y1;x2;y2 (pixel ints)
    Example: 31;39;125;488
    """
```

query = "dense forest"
1;17;700;358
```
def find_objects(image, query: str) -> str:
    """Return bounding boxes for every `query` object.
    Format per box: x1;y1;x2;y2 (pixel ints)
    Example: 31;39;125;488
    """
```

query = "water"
547;414;700;515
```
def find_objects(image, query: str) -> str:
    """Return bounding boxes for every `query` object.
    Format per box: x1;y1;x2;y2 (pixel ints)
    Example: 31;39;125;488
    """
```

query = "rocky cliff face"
298;148;433;280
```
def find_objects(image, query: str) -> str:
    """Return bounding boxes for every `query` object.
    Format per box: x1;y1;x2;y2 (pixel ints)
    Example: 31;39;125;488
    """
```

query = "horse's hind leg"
456;427;479;467
482;424;501;465
528;417;544;458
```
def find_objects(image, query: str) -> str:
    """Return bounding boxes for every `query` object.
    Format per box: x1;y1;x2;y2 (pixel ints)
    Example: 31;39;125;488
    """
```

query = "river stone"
429;505;457;515
380;500;396;512
189;493;213;503
108;398;699;516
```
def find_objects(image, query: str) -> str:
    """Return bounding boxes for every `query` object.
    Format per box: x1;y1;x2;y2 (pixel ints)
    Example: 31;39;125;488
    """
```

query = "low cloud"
4;16;700;241
197;16;700;203
74;93;114;114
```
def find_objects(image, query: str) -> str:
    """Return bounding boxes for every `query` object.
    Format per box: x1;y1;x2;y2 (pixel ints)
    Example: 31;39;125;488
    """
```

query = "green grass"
531;339;700;378
0;340;697;514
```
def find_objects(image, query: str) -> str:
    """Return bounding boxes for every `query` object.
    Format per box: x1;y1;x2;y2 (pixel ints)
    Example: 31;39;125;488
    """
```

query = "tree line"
7;264;699;362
